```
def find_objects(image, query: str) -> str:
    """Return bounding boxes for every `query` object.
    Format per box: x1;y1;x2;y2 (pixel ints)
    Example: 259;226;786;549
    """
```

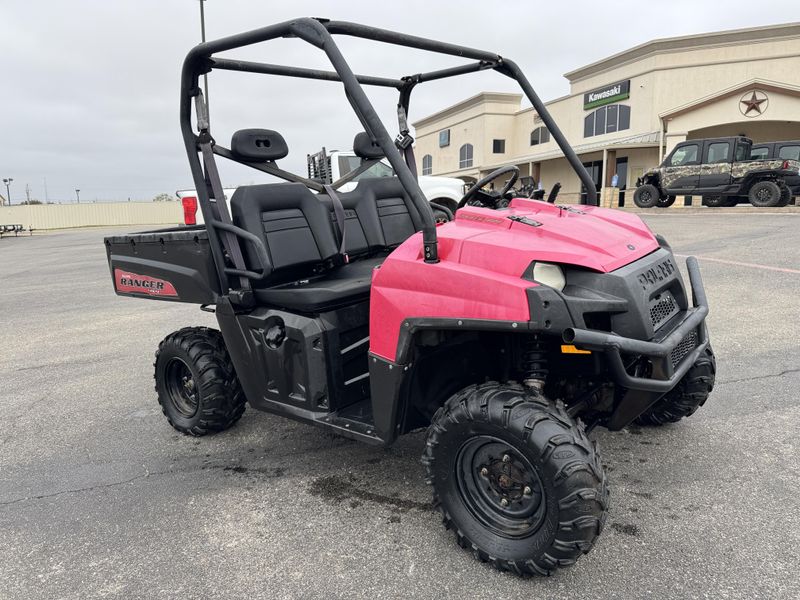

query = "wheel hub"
457;437;546;538
165;358;199;418
485;456;528;501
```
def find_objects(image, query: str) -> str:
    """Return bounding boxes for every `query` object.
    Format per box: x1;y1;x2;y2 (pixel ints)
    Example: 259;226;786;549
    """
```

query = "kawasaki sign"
583;80;630;110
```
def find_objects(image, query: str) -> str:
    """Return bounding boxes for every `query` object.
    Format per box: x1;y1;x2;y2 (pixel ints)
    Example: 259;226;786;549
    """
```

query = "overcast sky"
1;0;796;203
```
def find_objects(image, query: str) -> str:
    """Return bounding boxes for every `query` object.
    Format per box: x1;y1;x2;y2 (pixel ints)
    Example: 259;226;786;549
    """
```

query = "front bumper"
563;256;709;393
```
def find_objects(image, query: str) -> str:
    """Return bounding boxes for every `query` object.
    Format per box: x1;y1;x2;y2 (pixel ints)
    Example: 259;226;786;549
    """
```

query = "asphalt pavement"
1;213;798;599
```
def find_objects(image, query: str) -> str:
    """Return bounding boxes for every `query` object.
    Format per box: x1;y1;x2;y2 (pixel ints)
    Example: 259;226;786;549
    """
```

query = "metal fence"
0;202;183;230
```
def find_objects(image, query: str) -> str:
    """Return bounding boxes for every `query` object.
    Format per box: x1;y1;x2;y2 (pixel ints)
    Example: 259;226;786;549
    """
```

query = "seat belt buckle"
395;132;414;150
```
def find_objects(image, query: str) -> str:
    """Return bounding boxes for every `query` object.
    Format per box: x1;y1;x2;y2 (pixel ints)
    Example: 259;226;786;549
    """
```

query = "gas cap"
265;323;286;349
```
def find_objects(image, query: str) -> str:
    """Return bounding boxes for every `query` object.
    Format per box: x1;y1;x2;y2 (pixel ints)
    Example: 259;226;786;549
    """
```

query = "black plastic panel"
104;227;221;304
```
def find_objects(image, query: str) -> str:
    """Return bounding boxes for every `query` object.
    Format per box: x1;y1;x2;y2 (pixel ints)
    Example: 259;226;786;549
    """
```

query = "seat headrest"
231;129;288;161
353;132;385;160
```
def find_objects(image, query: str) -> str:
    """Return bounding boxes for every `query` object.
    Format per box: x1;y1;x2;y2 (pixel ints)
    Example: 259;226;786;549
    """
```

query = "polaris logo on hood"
636;258;675;291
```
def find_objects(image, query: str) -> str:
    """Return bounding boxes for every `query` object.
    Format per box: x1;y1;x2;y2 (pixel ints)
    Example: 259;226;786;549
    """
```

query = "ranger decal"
114;269;178;297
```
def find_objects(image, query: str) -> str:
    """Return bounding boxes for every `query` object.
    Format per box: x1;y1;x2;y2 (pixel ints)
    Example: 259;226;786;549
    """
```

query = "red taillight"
782;160;790;170
182;196;198;225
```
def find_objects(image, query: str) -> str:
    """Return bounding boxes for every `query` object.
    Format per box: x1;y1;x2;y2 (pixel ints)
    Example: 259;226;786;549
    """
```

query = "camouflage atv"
634;136;800;208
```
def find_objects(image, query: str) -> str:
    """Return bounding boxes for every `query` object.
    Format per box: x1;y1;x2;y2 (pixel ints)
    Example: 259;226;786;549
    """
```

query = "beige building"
413;22;800;204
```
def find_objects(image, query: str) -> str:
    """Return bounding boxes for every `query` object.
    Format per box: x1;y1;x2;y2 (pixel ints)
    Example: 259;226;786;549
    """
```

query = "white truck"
177;148;464;225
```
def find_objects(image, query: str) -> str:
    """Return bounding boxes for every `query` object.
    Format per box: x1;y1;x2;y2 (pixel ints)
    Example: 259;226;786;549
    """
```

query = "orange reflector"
561;344;591;355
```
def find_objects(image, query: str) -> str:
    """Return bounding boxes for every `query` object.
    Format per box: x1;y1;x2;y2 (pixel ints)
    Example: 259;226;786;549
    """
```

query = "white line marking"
675;254;800;274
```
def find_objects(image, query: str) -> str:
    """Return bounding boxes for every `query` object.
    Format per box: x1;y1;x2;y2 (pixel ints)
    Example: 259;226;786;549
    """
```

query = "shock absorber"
522;334;548;391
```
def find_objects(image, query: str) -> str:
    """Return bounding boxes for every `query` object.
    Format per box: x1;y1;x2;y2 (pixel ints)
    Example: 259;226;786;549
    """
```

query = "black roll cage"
179;17;598;294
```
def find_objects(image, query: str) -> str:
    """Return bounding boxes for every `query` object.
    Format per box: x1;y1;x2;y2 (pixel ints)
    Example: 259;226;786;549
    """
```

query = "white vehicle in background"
177;148;464;225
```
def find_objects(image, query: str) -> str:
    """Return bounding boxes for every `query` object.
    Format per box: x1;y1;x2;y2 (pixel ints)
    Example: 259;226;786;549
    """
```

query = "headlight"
532;262;566;291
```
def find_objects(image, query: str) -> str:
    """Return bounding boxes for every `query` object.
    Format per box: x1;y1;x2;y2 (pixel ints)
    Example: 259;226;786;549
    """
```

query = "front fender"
638;168;661;188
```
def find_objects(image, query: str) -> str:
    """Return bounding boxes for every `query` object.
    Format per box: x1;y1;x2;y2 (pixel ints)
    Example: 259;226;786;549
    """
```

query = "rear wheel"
423;382;608;576
656;195;676;208
636;346;716;426
748;181;781;207
777;184;792;207
633;184;660;208
154;327;246;436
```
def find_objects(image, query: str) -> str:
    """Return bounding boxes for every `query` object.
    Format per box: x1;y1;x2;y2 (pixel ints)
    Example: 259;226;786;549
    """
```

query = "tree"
152;193;174;202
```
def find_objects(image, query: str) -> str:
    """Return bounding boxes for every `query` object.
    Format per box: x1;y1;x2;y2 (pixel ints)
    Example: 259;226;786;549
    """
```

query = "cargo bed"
104;226;221;304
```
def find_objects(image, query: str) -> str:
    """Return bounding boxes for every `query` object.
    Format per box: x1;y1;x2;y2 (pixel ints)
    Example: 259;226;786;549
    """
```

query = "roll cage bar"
179;17;598;295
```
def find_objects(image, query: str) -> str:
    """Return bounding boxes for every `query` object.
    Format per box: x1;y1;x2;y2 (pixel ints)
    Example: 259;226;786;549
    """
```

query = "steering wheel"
457;165;520;209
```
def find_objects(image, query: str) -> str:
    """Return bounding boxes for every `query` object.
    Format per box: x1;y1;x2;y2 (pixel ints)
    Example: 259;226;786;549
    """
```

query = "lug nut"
523;486;532;496
480;467;489;477
500;498;509;507
502;454;511;463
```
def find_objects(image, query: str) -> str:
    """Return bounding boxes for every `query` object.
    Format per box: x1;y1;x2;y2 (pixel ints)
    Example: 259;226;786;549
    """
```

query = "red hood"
435;198;658;275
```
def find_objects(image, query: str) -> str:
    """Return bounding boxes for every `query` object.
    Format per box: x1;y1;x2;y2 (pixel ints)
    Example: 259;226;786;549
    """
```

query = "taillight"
782;160;790;170
182;196;198;225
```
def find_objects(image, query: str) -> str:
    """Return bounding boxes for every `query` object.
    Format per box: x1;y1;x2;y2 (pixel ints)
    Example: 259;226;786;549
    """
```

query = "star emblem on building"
739;90;768;117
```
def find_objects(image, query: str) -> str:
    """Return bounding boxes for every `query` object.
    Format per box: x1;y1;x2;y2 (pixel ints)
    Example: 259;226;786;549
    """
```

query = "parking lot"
1;213;798;599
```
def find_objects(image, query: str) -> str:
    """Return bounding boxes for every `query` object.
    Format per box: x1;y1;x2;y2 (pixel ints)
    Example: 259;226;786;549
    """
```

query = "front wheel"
636;346;716;426
154;327;246;436
633;184;660;208
748;180;781;207
423;383;608;576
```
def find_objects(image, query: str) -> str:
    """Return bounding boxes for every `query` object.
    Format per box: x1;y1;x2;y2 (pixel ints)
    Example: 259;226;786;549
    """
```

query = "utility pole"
199;0;209;115
75;188;81;203
43;177;49;203
2;178;12;206
25;184;31;203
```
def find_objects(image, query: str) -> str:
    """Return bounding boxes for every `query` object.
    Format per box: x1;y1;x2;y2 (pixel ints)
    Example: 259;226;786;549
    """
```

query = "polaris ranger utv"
105;18;715;576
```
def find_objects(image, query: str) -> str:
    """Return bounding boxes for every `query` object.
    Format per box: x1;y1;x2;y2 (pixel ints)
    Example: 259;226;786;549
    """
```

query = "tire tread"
423;382;608;577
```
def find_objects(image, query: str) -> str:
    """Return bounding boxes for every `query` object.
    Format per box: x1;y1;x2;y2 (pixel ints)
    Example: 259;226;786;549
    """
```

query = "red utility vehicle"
105;19;714;576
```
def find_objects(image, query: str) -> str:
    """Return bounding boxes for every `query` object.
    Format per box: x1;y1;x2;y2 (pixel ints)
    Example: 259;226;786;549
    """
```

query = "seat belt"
194;91;251;292
396;104;418;180
323;183;348;264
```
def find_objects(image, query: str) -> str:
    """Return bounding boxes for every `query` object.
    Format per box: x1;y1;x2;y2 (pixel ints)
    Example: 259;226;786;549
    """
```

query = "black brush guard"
563;257;709;393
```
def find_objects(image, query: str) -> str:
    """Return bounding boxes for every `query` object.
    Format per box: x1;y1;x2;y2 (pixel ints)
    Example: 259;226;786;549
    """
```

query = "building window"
421;154;433;176
439;129;450;148
530;126;550;146
584;104;631;138
459;144;473;169
492;139;505;154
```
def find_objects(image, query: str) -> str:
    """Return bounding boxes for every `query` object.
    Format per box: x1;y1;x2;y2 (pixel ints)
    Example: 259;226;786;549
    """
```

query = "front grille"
650;292;678;331
671;330;698;367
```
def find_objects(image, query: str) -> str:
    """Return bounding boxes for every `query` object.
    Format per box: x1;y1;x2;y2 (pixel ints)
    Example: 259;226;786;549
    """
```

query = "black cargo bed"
104;226;221;304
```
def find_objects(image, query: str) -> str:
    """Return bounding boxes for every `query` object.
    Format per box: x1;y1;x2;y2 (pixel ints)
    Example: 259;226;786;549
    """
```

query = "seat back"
332;132;425;252
231;182;339;286
355;177;424;248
